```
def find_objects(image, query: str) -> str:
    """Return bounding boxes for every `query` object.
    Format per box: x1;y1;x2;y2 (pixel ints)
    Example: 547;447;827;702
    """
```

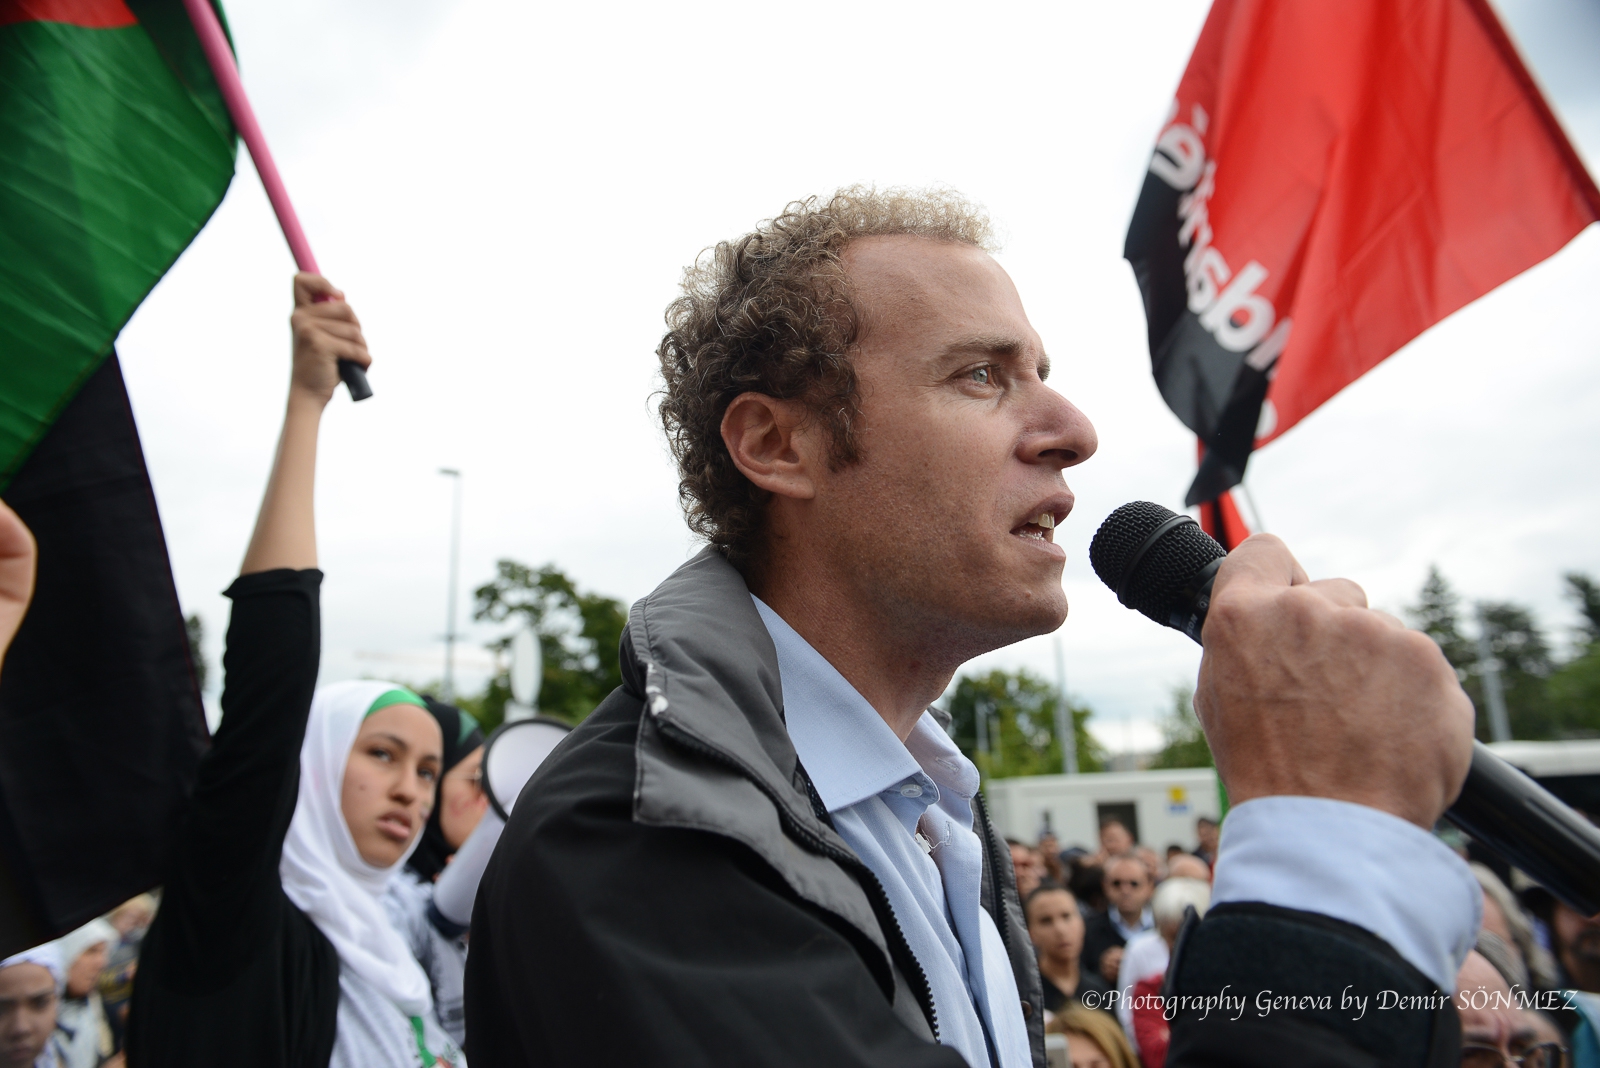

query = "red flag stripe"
0;0;136;28
1463;0;1600;218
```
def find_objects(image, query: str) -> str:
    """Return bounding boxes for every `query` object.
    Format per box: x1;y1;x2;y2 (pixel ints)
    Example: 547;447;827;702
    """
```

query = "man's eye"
970;366;991;385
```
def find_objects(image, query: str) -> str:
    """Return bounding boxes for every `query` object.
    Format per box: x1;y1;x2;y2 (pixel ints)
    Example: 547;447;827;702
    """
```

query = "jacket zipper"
654;718;941;1043
975;790;1048;1068
972;791;1014;961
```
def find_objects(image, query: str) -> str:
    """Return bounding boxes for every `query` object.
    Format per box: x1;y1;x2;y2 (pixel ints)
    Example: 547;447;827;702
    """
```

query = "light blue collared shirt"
1108;905;1153;944
1212;796;1481;992
754;597;1030;1068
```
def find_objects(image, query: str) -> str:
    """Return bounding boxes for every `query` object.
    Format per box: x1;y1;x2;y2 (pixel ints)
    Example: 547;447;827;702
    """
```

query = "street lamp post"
1476;604;1513;743
1054;634;1078;775
439;468;462;702
975;696;991;779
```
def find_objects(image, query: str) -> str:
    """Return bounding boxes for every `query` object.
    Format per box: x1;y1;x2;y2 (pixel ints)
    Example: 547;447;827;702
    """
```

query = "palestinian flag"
0;0;236;953
1125;0;1600;529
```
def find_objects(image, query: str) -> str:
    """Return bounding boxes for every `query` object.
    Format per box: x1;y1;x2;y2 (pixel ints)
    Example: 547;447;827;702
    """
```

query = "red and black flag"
1125;0;1600;543
0;0;235;953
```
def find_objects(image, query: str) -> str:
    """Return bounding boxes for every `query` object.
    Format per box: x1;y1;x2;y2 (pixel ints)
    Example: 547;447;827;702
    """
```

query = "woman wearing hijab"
126;275;461;1067
0;945;63;1068
405;699;488;887
51;920;114;1068
384;698;488;1046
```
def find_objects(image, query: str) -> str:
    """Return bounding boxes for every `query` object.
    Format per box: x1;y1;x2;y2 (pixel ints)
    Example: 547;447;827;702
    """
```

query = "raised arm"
128;275;374;1047
0;500;36;668
240;273;370;575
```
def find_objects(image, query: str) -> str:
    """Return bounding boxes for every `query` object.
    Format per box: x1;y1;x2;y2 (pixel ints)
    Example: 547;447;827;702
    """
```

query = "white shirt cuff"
1211;796;1481;992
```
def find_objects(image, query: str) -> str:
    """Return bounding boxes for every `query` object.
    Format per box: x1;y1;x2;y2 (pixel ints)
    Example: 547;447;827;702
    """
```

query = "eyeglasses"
1461;1042;1567;1068
1107;879;1147;889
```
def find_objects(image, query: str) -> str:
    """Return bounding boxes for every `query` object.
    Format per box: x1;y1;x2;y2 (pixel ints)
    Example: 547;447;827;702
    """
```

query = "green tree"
1565;572;1600;649
1476;601;1554;739
1406;566;1556;740
184;613;208;693
1546;572;1600;738
1548;654;1600;738
1148;687;1213;769
946;669;1105;780
1407;566;1475;679
470;561;628;730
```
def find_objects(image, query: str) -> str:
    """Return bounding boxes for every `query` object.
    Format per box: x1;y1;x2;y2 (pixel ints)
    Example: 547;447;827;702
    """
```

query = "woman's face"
438;744;489;851
1067;1031;1113;1068
0;963;56;1068
341;704;442;867
65;943;106;998
1026;889;1084;966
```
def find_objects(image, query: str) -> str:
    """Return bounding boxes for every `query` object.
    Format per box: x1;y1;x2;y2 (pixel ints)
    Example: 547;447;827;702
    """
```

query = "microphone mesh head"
1090;501;1227;624
1088;501;1174;591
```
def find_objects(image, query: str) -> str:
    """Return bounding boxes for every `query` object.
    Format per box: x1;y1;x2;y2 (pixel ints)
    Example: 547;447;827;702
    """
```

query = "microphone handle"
1449;744;1600;917
1183;570;1600;917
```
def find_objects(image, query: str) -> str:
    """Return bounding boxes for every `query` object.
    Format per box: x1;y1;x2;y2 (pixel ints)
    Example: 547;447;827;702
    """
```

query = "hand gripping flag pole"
180;0;373;401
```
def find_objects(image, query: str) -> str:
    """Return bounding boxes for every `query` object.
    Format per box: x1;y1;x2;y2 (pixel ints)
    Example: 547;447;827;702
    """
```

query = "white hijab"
1;944;64;1068
280;680;434;1017
0;942;63;992
55;918;117;982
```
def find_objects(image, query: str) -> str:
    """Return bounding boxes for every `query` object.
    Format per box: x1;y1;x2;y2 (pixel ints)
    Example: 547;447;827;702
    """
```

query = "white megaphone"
479;715;572;821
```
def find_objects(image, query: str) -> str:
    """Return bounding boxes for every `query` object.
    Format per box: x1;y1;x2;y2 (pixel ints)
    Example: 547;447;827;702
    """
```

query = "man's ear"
721;393;820;500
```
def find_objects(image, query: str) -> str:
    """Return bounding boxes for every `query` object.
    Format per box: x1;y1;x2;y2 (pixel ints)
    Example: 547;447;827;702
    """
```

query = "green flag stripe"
0;11;234;487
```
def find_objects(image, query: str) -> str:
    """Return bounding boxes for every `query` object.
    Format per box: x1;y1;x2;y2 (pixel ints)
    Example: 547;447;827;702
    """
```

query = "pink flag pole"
181;0;372;400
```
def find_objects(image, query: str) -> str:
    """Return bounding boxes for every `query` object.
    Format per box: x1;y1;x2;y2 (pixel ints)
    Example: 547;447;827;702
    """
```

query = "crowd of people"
1006;815;1600;1068
0;896;153;1068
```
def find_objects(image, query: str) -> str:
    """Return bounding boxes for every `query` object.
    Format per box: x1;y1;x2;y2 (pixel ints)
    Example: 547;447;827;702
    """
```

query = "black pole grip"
338;358;373;401
1447;743;1600;917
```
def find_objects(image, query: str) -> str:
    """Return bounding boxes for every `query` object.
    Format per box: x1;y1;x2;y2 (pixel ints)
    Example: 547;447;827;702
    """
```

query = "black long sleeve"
128;569;338;1068
1164;903;1460;1068
466;684;969;1068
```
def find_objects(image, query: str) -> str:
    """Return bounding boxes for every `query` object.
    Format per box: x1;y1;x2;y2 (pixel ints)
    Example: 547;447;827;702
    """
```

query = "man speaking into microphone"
465;188;1479;1067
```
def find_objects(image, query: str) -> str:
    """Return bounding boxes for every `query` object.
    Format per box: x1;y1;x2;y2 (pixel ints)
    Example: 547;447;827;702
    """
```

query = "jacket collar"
625;547;831;840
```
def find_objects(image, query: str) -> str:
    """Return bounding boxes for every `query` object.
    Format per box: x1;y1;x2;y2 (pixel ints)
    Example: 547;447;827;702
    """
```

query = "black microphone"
1090;500;1600;917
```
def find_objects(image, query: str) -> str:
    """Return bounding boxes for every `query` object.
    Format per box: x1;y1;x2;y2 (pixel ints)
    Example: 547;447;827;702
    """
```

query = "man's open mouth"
1014;512;1056;542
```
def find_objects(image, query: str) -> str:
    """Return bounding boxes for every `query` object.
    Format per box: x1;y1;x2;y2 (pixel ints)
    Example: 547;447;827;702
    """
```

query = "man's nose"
1022;383;1097;469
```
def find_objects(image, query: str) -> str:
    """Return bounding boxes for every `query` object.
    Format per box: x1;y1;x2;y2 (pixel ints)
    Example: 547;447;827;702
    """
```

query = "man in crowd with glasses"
1455;951;1567;1067
1083;855;1154;985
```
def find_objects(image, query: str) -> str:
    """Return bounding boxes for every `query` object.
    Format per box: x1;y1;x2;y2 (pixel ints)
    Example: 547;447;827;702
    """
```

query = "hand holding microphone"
1092;501;1600;916
1196;534;1475;830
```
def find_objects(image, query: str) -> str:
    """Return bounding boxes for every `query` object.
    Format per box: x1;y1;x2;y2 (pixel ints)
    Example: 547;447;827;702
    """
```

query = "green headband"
365;687;428;718
457;711;481;745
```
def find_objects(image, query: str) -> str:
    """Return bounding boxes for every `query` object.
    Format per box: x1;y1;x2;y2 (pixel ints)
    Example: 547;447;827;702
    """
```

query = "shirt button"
899;783;923;798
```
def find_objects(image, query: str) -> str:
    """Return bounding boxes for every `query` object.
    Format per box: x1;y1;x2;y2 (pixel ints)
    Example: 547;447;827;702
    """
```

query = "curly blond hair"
656;185;997;565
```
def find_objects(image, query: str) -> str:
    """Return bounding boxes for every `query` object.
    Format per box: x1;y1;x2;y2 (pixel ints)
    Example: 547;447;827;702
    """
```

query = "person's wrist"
286;382;333;413
1222;783;1439;830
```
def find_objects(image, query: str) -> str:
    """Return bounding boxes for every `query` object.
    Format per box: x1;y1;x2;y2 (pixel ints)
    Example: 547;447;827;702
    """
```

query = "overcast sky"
116;0;1600;751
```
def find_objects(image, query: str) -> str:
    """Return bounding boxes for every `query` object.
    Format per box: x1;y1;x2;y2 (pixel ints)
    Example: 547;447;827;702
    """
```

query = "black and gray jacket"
465;548;1047;1067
